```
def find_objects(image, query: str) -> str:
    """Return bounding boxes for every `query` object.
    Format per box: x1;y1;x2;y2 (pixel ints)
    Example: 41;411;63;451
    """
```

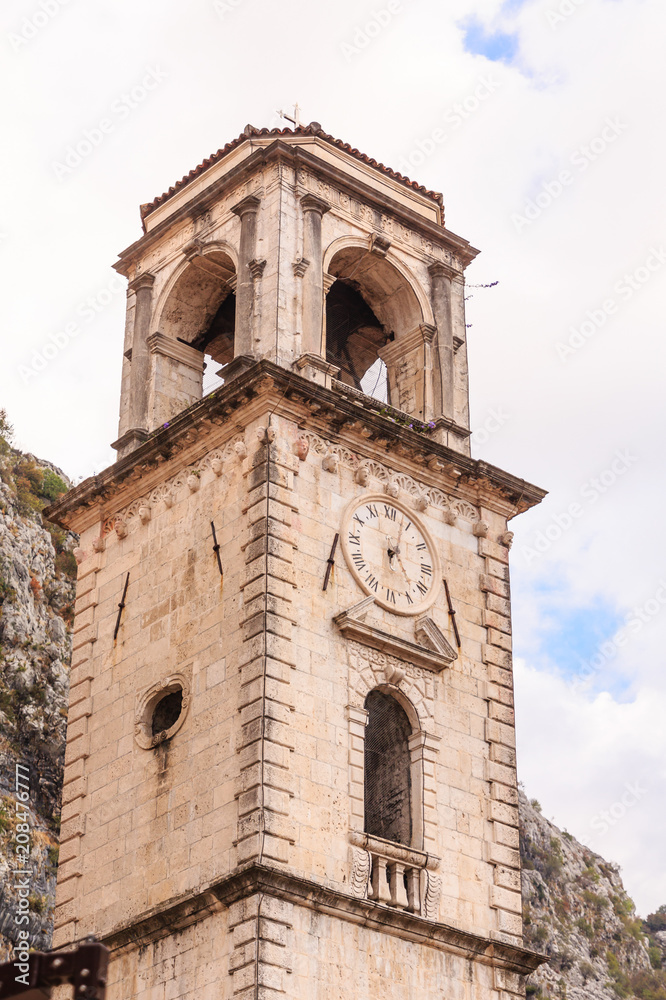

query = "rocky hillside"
0;410;76;959
521;790;666;999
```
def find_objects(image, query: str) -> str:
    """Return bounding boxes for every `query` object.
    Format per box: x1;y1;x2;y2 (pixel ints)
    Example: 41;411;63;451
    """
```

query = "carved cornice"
297;428;479;522
44;361;546;531
148;333;204;371
334;604;456;672
95;863;545;976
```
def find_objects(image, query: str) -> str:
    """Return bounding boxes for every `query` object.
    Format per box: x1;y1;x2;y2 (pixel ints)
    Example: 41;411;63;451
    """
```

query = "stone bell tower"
47;122;546;999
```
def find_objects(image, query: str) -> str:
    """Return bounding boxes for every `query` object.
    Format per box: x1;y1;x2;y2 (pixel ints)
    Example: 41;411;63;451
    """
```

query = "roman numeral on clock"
421;563;432;576
352;552;365;570
416;580;428;596
348;531;360;545
383;505;397;520
385;588;396;604
365;574;379;592
365;504;379;518
416;542;427;551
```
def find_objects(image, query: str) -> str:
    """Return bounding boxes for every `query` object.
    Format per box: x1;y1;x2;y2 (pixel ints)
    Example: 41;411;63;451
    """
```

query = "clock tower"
47;122;546;999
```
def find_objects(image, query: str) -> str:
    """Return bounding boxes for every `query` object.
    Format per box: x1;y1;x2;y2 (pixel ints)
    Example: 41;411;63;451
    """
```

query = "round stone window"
135;674;190;749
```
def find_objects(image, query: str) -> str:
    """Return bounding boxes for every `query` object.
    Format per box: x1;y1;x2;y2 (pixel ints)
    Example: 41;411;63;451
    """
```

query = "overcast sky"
1;0;664;916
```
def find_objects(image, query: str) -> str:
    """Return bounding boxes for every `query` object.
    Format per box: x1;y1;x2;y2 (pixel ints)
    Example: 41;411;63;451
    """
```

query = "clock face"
340;493;441;615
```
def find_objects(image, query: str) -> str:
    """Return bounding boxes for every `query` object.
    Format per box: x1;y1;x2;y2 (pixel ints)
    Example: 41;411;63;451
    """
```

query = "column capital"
231;194;261;218
128;272;155;293
300;193;331;216
428;260;457;281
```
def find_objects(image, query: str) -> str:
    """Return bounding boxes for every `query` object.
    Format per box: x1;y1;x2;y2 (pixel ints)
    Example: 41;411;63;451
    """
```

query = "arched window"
364;690;412;846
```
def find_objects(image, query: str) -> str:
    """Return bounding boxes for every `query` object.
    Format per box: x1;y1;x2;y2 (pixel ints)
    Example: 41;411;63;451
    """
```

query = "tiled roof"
139;124;444;226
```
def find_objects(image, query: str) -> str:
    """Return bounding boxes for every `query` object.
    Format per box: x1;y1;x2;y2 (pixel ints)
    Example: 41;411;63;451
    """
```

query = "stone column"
300;194;330;357
231;194;261;357
428;261;457;420
113;272;155;458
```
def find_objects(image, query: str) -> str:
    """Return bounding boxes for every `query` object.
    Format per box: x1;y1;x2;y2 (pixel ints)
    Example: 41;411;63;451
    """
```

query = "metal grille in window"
364;690;412;846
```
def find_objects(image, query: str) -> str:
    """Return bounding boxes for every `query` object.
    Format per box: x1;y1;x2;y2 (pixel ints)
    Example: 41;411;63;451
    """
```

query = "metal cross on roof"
276;102;302;127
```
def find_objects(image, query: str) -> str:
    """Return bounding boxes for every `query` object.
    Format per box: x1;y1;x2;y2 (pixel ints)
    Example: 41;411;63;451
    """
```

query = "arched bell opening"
157;249;237;401
325;280;391;402
191;291;236;395
325;245;430;416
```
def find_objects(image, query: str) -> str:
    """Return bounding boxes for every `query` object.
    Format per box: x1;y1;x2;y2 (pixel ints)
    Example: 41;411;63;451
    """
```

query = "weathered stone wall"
54;395;525;995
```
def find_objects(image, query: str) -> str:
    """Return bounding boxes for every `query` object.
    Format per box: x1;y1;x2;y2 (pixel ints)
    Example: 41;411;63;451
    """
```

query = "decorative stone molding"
334;602;455;673
350;847;371;898
294;437;309;461
414;616;457;662
347;833;441;917
369;232;392;257
347;641;435;724
296;429;479;522
248;257;266;279
422;869;442;921
297;168;466;270
292;257;309;277
322;450;338;473
473;520;490;537
134;671;191;750
147;333;205;373
101;435;245;536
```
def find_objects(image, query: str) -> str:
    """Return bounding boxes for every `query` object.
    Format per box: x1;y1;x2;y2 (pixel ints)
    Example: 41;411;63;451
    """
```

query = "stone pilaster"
116;272;155;458
228;893;294;999
235;428;299;868
52;553;101;946
429;262;456;421
479;533;523;945
232;195;262;357
299;194;330;357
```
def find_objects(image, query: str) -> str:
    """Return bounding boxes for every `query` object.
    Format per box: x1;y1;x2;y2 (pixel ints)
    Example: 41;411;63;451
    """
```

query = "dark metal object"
211;521;223;576
113;572;130;641
443;578;461;648
0;940;109;1000
323;533;339;591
